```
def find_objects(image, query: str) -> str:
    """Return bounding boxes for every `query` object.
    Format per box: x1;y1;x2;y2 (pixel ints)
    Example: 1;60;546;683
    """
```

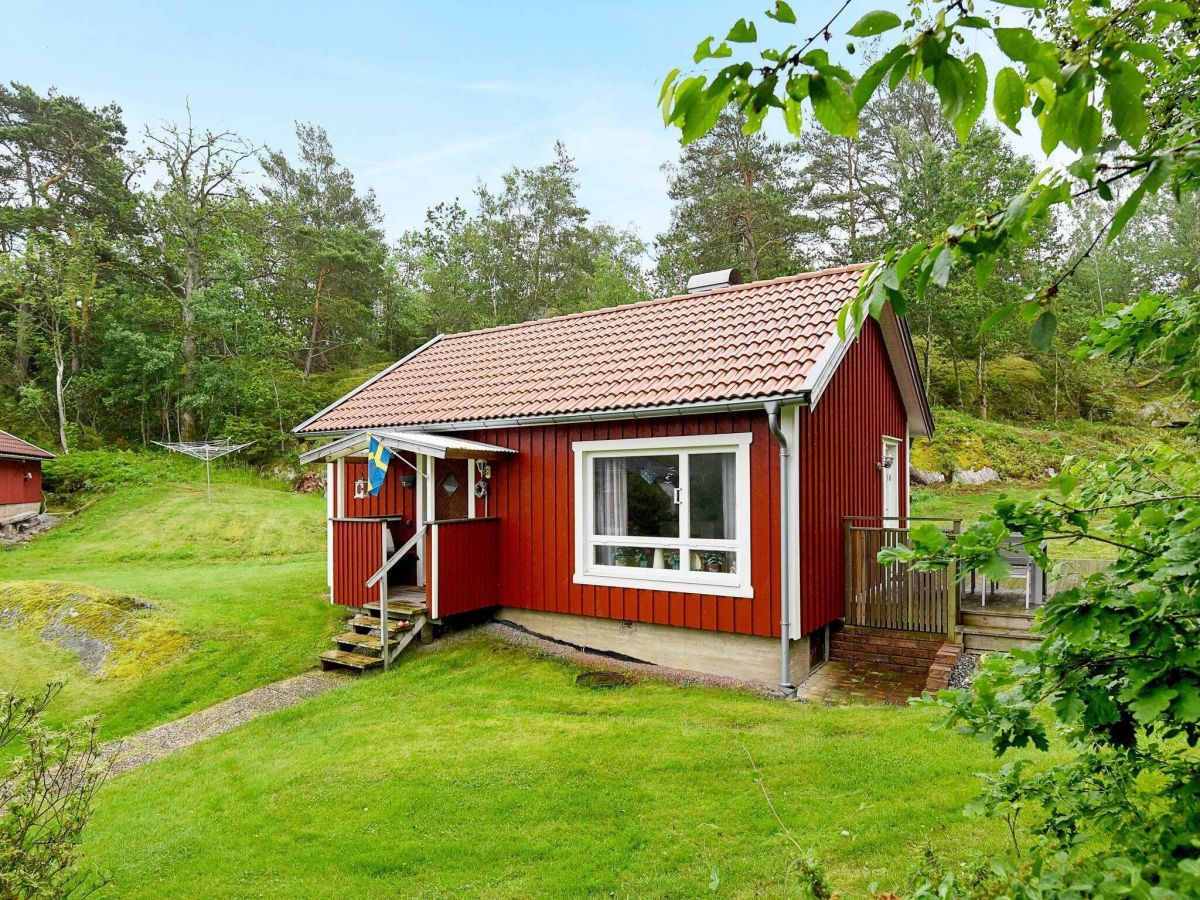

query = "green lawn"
84;635;1013;898
0;479;342;740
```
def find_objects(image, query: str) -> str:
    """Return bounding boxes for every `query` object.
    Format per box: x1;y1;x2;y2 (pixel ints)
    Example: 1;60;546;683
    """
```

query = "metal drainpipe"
765;401;797;697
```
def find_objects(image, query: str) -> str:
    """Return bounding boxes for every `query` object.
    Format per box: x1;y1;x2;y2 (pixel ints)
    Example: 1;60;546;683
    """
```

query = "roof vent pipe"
686;268;743;294
765;400;797;698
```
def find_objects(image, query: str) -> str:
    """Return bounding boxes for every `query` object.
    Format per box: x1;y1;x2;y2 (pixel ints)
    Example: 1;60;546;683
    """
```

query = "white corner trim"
784;405;801;639
326;462;335;599
571;432;754;599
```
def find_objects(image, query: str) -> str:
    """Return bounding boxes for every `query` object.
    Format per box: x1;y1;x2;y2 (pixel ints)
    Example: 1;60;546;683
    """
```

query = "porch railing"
427;517;501;619
843;516;961;640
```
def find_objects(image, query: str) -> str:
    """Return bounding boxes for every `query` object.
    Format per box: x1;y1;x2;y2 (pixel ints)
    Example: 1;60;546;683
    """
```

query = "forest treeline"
1;79;1192;459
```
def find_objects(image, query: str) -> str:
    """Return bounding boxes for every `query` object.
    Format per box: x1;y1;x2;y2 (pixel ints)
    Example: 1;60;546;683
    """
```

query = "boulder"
952;466;1000;485
910;466;946;485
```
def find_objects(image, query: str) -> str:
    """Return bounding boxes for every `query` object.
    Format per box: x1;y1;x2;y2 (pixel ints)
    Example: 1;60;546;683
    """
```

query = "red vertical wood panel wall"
432;518;500;616
796;319;908;634
466;412;782;638
332;519;383;608
0;459;42;505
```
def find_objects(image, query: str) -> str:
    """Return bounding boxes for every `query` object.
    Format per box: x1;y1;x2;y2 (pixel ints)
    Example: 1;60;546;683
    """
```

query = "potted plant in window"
636;548;653;568
663;550;680;570
703;551;725;573
614;547;634;566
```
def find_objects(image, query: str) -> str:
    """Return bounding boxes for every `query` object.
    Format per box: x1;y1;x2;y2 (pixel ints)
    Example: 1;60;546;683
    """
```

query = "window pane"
594;545;681;570
688;549;737;575
689;452;736;540
592;455;679;538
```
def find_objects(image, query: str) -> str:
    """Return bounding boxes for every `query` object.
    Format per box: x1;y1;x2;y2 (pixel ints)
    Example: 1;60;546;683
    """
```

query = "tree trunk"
923;302;933;394
53;340;70;454
976;344;988;421
14;301;32;384
179;250;199;441
303;266;330;377
951;351;963;409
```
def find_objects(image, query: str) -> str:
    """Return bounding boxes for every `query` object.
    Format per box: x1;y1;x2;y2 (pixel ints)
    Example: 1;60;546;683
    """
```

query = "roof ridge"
428;262;873;344
0;428;55;459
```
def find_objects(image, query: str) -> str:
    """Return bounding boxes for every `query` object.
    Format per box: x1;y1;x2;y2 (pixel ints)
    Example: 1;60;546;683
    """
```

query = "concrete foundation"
495;607;812;689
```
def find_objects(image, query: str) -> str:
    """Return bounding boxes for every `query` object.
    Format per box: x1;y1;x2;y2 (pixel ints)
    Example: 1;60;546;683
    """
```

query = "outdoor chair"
979;533;1046;609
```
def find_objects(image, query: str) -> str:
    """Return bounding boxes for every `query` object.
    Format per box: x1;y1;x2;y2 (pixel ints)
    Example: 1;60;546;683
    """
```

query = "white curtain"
721;452;736;540
594;457;628;564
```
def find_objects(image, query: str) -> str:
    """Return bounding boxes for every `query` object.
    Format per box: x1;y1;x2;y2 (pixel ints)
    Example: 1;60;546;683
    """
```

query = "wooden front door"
433;457;469;521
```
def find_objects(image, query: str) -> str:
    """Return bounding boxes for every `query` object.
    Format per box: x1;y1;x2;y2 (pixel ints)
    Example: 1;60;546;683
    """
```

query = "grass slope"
0;480;341;739
86;636;1012;898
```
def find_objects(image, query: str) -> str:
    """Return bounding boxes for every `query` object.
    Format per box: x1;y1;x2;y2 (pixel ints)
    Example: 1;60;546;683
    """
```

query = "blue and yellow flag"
367;434;391;496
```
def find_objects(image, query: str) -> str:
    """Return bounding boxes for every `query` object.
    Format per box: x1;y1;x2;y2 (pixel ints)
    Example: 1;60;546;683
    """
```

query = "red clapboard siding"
458;412;781;638
0;459;42;505
797;318;908;635
341;454;418;547
332;519;383;609
432;518;500;616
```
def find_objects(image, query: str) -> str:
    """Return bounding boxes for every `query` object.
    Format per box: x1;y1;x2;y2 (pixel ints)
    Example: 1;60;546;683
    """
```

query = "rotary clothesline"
152;438;255;501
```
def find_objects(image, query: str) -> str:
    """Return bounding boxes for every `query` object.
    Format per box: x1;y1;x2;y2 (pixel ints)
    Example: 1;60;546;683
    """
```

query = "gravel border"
948;652;980;690
101;670;349;775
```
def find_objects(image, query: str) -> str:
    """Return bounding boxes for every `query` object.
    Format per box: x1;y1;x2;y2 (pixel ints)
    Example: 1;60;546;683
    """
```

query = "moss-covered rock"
0;580;189;678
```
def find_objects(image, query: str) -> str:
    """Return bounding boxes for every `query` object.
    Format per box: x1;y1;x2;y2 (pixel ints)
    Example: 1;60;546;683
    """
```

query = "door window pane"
592;455;679;538
689;452;736;540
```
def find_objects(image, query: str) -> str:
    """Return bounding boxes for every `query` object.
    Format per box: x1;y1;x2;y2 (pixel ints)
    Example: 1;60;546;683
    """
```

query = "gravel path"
101;670;349;775
948;652;979;690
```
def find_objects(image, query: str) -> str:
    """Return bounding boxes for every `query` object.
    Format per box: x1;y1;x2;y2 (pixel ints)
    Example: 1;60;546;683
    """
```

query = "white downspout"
765;401;796;697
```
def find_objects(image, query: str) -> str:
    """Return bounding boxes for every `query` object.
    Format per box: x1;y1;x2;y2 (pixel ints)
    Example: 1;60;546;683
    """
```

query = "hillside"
0;478;341;739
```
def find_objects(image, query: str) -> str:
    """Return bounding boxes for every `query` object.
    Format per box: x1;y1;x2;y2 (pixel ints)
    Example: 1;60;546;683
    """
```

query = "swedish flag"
366;434;390;496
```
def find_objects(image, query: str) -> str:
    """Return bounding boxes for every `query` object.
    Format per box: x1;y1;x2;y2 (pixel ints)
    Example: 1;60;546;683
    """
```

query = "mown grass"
84;635;1017;898
0;479;342;740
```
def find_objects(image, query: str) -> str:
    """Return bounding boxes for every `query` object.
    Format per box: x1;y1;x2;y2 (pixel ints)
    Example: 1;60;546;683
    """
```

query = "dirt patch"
0;580;188;678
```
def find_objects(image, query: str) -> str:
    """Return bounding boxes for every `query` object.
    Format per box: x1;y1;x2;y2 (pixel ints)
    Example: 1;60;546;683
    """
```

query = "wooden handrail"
365;523;427;590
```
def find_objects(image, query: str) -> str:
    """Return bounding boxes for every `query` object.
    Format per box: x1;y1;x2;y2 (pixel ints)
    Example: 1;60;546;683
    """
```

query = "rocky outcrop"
910;466;946;485
952;466;1000;485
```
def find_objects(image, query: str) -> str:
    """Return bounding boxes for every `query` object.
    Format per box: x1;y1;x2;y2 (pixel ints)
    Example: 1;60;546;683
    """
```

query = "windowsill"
573;570;754;599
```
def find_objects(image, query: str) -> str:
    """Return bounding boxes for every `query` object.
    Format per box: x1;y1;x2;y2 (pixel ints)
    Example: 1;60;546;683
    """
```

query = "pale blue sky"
9;1;1034;244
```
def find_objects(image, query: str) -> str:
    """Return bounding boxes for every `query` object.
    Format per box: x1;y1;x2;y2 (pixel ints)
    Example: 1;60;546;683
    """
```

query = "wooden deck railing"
427;517;501;619
844;517;961;640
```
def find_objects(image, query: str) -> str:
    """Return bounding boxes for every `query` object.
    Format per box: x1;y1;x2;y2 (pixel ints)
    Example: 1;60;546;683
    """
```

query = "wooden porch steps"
318;584;429;674
318;649;383;672
349;614;414;635
961;624;1040;652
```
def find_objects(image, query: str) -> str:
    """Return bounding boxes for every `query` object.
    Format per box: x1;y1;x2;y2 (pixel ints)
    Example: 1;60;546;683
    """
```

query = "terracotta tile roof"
297;264;869;434
0;429;54;460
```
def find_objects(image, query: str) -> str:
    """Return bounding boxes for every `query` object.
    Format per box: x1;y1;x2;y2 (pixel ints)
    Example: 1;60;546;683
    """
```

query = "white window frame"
572;433;754;599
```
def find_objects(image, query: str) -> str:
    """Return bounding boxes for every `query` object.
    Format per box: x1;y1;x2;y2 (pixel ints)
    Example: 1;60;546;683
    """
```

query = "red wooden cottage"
0;429;54;525
296;265;933;690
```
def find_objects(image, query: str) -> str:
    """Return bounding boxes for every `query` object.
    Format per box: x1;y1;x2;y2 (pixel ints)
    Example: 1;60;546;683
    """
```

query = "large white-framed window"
572;433;753;599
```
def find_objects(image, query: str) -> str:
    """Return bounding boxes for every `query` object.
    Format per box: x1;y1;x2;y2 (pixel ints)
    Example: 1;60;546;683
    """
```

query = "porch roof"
298;429;516;465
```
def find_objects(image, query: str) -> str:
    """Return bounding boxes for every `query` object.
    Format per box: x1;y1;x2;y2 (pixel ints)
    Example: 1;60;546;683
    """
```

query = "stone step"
318;649;383;672
830;628;940;652
829;644;939;669
962;625;1041;652
349;615;414;635
830;640;940;665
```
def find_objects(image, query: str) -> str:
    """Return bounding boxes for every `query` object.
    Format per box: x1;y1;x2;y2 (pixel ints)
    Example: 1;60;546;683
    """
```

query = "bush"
41;450;195;496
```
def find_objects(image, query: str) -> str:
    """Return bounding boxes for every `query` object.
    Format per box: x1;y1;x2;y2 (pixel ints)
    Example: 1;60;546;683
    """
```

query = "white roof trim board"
298;429;517;465
800;304;933;438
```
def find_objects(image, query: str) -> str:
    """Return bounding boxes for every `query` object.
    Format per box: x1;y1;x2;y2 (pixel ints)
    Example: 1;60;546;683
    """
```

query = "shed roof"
296;264;932;435
0;430;55;462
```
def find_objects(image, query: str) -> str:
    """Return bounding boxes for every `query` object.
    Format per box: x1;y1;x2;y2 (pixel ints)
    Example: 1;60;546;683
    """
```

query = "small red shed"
0;429;54;525
296;265;933;688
